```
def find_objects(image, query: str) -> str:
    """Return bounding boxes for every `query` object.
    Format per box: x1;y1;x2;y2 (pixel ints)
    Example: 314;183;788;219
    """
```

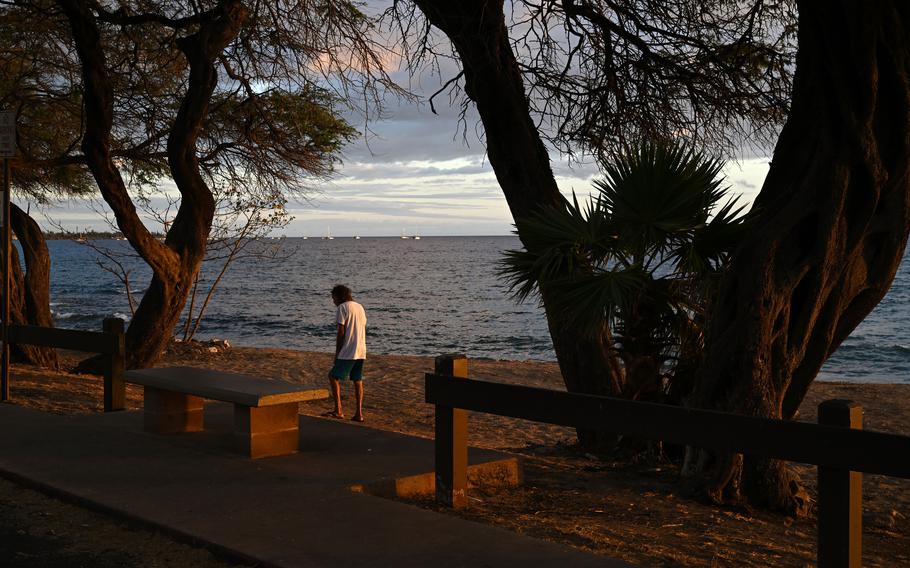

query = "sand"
4;343;909;567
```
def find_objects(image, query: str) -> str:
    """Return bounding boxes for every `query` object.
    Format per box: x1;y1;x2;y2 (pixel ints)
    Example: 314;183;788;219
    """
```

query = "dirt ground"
2;344;908;567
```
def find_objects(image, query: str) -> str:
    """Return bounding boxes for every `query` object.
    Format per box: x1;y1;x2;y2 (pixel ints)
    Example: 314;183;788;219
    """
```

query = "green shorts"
330;358;365;381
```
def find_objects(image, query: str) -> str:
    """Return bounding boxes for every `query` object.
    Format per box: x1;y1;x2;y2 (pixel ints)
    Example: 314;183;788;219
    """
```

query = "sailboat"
400;229;411;240
322;227;334;240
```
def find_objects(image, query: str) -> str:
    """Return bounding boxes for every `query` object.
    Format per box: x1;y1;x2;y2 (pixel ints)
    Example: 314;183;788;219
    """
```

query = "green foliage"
202;87;357;196
500;140;749;400
0;7;94;201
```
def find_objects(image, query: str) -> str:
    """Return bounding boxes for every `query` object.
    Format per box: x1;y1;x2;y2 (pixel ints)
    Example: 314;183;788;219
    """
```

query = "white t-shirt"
336;300;367;360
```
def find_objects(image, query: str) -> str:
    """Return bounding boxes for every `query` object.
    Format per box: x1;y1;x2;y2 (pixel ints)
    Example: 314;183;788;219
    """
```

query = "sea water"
43;236;909;384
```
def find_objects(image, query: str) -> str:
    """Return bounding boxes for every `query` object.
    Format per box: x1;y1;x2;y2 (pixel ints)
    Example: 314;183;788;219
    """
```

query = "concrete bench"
124;366;329;459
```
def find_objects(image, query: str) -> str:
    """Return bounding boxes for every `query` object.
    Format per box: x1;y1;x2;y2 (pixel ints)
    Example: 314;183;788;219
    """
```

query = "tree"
3;0;385;368
500;141;748;405
0;4;96;368
56;0;252;368
75;159;295;343
396;0;910;512
392;0;791;446
685;2;910;513
180;192;292;343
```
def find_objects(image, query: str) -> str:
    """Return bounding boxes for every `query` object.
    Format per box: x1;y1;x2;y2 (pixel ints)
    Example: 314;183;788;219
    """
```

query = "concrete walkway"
0;402;632;568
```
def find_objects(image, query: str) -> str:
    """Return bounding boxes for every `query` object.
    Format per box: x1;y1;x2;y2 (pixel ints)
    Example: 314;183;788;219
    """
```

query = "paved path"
0;402;632;568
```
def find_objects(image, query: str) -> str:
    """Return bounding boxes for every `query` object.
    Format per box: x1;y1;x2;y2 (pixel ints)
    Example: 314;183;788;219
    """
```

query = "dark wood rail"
426;372;910;477
426;355;909;568
10;324;121;355
4;318;125;412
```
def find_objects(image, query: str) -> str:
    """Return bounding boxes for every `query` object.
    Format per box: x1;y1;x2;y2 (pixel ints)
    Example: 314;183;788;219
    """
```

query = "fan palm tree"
500;141;749;403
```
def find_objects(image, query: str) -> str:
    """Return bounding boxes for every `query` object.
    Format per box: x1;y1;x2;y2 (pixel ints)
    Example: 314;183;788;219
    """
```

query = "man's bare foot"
351;414;364;423
321;410;345;419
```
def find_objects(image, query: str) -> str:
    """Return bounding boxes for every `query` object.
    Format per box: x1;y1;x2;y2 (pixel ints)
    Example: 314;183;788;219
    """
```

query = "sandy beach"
4;343;909;567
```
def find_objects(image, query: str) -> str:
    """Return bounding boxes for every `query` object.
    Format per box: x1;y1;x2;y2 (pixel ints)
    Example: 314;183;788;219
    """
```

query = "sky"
281;96;772;237
28;21;774;239
33;91;772;238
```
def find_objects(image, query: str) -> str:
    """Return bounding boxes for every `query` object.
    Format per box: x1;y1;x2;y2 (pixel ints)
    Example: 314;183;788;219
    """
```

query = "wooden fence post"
434;354;468;508
103;317;126;412
817;399;863;568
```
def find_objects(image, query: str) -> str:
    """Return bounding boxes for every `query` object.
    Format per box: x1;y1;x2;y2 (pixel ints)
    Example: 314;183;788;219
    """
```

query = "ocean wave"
833;342;910;357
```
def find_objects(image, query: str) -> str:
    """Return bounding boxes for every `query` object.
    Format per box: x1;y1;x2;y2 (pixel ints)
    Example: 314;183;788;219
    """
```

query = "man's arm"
335;324;345;358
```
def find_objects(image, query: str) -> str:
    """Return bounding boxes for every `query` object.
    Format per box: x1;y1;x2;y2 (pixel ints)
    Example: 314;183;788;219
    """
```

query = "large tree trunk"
8;204;57;367
689;1;910;513
58;0;247;368
124;1;246;366
412;0;624;445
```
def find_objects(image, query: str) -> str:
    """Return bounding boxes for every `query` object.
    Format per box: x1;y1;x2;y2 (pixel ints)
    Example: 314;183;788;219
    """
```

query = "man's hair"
331;284;353;302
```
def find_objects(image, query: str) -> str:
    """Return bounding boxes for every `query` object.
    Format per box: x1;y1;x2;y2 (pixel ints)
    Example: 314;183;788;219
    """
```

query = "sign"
0;112;15;158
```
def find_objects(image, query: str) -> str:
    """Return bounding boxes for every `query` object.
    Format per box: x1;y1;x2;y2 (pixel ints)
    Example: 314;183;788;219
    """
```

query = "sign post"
0;111;14;401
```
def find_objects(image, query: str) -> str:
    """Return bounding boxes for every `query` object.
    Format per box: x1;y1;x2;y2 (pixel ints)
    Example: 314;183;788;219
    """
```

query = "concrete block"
233;403;300;458
143;387;204;434
235;429;299;459
234;403;298;433
353;458;523;499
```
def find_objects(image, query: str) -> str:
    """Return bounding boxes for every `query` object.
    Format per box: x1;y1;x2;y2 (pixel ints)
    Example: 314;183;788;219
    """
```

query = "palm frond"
499;196;619;302
596;141;731;264
499;138;743;395
674;194;750;277
546;265;651;334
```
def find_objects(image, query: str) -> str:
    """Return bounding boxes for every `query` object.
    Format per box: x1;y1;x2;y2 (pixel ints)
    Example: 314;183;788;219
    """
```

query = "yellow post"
434;354;469;508
818;399;863;568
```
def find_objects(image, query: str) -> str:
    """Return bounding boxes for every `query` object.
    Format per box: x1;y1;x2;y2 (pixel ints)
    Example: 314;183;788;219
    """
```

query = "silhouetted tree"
394;0;910;513
500;141;748;405
391;0;789;442
0;5;94;367
3;0;388;368
685;2;910;513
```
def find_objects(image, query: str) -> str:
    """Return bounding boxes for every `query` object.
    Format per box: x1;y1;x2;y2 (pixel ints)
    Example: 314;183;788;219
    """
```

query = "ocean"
43;236;909;384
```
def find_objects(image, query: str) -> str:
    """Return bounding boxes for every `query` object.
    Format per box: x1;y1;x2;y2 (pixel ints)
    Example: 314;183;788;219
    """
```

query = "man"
325;284;367;422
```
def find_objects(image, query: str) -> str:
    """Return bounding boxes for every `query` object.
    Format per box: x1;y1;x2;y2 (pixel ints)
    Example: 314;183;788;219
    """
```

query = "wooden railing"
425;354;910;568
3;318;126;412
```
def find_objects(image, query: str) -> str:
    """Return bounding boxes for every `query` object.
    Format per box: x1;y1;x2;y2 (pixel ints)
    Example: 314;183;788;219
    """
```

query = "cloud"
23;75;770;237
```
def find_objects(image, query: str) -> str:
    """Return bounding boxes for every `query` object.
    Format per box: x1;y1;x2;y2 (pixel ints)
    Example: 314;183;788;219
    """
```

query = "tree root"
682;449;812;517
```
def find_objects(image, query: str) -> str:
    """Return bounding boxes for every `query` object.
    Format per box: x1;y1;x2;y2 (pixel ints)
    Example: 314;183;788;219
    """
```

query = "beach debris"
166;338;232;356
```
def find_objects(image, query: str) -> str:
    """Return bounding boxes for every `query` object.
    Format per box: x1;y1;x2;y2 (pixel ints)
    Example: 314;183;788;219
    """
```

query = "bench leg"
143;386;204;434
234;403;300;459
